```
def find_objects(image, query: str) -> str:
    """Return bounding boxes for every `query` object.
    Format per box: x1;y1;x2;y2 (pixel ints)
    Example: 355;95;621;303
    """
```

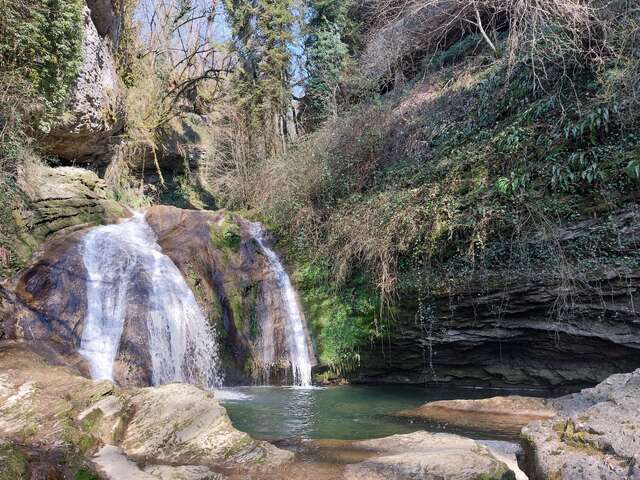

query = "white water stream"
250;223;313;387
79;212;222;387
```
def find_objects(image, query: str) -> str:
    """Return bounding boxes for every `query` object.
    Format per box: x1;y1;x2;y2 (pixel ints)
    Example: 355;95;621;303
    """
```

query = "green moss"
74;469;100;480
226;282;259;333
560;420;605;456
0;444;28;480
58;411;98;455
293;260;381;373
225;286;240;327
212;218;242;251
80;408;103;433
0;178;31;279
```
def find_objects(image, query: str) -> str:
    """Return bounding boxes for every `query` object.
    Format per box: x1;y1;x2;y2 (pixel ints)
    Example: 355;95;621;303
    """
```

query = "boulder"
0;342;292;479
342;431;515;480
394;395;556;437
16;165;126;243
120;383;291;467
520;369;640;479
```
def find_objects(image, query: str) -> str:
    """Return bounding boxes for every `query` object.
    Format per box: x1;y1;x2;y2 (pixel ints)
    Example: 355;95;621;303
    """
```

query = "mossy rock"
211;216;242;252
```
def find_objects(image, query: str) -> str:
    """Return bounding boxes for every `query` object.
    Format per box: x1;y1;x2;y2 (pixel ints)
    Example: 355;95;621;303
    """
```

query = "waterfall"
250;223;313;387
79;212;222;387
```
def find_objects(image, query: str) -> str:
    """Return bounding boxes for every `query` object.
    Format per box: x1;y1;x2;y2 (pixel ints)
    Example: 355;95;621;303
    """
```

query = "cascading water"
250;223;313;387
79;212;222;387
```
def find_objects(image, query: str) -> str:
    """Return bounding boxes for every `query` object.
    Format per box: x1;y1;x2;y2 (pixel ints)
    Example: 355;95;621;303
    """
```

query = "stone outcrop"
355;210;640;389
41;2;125;164
520;369;640;479
340;431;515;480
16;164;126;243
394;396;556;437
0;342;292;480
0;164;126;360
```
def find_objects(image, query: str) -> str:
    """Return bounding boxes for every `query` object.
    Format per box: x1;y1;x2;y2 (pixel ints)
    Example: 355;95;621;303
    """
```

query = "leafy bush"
211;216;242;251
0;0;85;131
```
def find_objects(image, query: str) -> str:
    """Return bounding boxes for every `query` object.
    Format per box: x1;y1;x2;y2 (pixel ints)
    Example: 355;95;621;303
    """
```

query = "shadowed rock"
356;210;640;389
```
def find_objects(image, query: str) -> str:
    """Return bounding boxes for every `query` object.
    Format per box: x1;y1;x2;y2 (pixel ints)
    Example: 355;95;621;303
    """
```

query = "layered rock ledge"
355;209;640;389
339;431;516;480
394;396;556;437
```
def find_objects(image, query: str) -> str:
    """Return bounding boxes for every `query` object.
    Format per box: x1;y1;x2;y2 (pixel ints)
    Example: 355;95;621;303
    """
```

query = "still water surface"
218;384;541;442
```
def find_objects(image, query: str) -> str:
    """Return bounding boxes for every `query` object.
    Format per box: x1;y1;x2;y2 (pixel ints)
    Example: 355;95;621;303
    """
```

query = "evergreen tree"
303;0;351;128
223;0;295;157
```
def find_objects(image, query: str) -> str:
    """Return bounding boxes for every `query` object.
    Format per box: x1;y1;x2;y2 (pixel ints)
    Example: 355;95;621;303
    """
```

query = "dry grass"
359;0;626;88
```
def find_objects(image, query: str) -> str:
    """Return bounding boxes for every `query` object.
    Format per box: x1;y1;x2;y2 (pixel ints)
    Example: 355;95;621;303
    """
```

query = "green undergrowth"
292;257;386;373
210;214;242;254
0;0;85;132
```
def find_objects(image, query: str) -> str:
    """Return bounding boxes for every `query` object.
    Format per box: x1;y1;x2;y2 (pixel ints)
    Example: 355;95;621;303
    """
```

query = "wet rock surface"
394;395;556;437
2;204;312;387
0;165;126;362
520;369;640;479
0;342;292;479
145;205;314;385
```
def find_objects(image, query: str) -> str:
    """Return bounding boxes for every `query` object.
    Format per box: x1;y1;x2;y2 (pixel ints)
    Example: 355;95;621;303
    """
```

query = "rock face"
0;342;292;479
3;204;314;387
394;396;556;437
145;205;315;384
42;2;125;164
356;210;640;389
520;369;640;479
0;164;126;360
341;431;515;480
16;164;126;243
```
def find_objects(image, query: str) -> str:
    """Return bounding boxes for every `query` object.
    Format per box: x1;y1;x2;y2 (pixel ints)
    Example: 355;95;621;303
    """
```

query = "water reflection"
219;384;540;442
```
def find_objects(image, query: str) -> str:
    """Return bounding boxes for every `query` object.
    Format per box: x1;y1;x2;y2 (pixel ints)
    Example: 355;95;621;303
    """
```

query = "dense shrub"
0;0;85;132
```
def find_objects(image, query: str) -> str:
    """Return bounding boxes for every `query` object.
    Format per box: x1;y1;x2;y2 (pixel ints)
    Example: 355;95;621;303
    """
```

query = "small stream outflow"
250;223;313;387
79;212;222;387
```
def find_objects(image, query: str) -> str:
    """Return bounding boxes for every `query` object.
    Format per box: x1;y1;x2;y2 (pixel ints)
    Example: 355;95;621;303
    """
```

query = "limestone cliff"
41;1;125;164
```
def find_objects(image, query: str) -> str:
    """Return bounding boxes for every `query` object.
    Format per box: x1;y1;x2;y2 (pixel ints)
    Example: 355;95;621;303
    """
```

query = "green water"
217;385;539;442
